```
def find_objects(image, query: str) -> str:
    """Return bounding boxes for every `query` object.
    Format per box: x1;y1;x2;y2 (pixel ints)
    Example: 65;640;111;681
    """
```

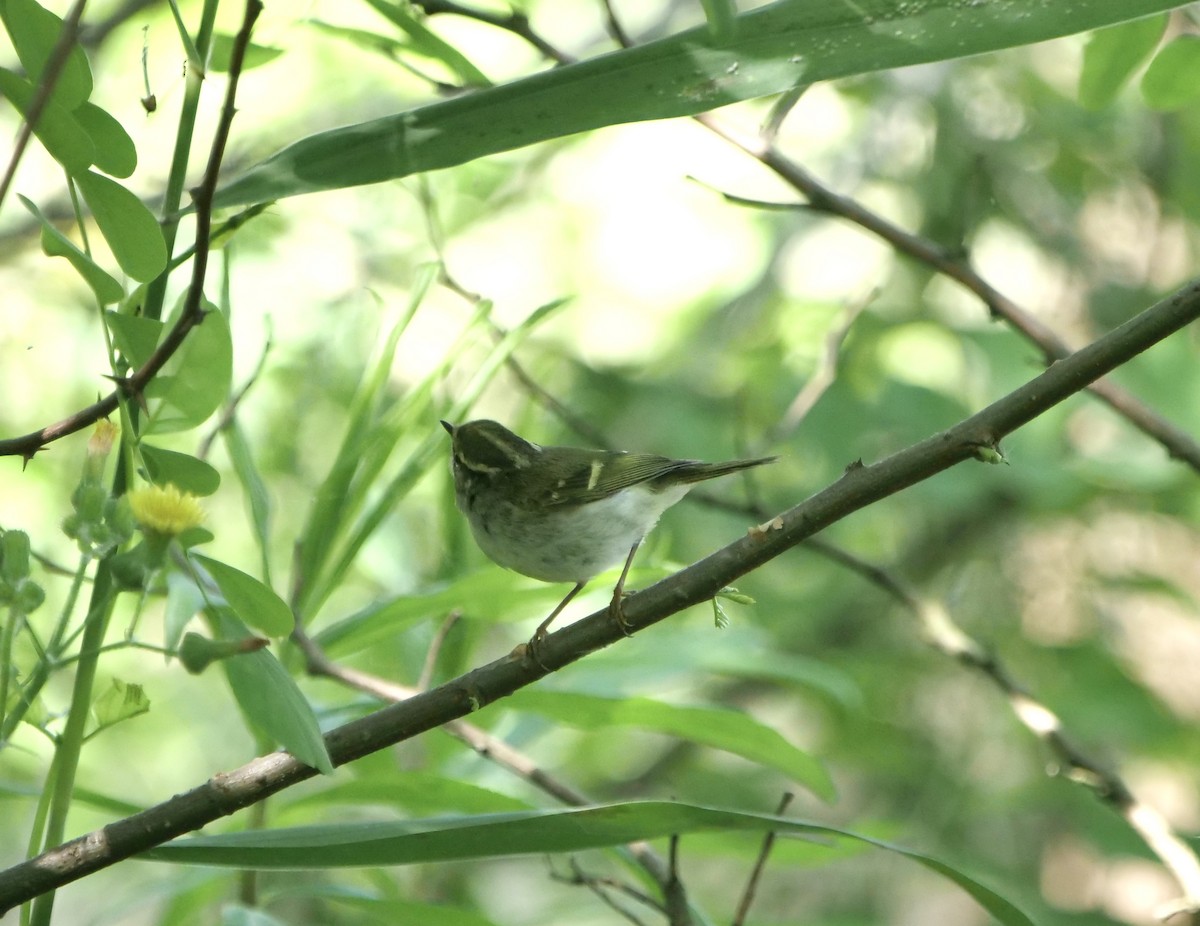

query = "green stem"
0;555;89;744
141;0;219;324
0;603;19;740
27;564;117;926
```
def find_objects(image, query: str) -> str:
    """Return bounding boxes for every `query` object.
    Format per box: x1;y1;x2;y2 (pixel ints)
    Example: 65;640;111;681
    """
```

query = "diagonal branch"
0;276;1196;913
695;114;1200;475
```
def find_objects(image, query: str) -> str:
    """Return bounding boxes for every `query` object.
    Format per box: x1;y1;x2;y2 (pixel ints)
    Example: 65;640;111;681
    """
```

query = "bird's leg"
608;540;641;637
525;580;587;668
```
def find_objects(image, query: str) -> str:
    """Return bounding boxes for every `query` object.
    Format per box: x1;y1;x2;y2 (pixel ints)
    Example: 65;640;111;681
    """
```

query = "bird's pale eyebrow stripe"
586;460;602;491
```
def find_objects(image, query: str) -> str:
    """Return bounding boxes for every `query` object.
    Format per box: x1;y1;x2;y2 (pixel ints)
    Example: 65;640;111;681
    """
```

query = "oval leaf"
0;0;93;108
145;305;233;433
75;170;167;282
20;194;124;304
0;66;94;172
191;554;294;637
213;610;333;775
74;102;137;178
141;445;221;497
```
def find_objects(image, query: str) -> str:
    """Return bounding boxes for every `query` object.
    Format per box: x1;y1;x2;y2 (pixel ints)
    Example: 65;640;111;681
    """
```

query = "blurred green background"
2;2;1199;925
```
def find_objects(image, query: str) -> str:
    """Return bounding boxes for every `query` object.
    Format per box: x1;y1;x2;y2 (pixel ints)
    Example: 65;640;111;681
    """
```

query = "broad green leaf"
88;678;150;737
146;305;233;433
504;690;834;801
1141;34;1200;110
0;66;94;172
141;445;221;497
20;194;123;304
215;609;333;775
1078;14;1166;109
208;32;284;72
213;0;1186;209
360;0;490;87
74;101;137;177
104;310;163;368
192;554;294;637
0;0;93;108
75;170;168;282
142;801;1034;926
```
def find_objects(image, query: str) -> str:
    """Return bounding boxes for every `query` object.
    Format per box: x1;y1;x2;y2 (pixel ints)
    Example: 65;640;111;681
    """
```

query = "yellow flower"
127;484;205;536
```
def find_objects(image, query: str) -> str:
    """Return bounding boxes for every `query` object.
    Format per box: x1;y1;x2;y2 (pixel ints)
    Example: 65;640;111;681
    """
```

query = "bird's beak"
439;420;455;436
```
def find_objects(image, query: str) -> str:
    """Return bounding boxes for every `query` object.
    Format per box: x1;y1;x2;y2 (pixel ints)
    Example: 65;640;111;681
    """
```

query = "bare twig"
0;277;1197;911
806;537;1200;918
415;0;573;65
289;625;688;916
416;609;462;690
694;114;1200;475
554;859;659;925
732;792;794;926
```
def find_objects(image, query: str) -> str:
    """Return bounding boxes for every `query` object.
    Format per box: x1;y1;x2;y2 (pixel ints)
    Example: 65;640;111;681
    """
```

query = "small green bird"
441;419;775;649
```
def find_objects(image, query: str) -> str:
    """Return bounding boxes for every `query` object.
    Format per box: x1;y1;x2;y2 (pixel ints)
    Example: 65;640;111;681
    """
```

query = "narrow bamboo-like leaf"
505;690;834;801
214;610;333;775
1078;14;1166;109
75;170;168;282
145;305;233;433
207;33;283;72
74;101;137;177
104;310;163;368
20;194;123;304
223;420;273;583
142;802;1034;926
0;0;93;108
0;66;94;172
213;0;1185;209
192;554;294;637
140;445;221;497
360;0;490;87
282;774;530;817
1141;34;1200;109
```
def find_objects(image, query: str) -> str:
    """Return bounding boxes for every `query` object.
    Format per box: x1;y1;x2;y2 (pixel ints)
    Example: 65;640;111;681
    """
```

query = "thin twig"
0;277;1197;911
732;792;794;926
289;625;686;910
554;859;658;925
693;113;1200;475
416;609;461;690
806;537;1200;917
415;0;573;65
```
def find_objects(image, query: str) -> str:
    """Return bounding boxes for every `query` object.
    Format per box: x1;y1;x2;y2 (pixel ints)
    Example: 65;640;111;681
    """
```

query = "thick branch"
0;277;1196;913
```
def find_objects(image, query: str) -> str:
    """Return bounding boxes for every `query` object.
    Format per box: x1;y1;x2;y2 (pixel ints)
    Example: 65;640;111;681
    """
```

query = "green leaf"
0;66;94;172
74;101;137;178
360;0;490;87
282;775;530;818
164;569;206;652
142;801;1034;926
192;554;294;637
104;310;163;368
75;170;168;282
214;609;333;775
146;304;233;433
1141;34;1200;110
213;0;1185;209
220;905;288;926
89;678;150;737
1078;14;1166;109
223;420;274;583
140;445;221;497
20;194;123;304
503;690;835;802
207;32;284;72
0;0;93;109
